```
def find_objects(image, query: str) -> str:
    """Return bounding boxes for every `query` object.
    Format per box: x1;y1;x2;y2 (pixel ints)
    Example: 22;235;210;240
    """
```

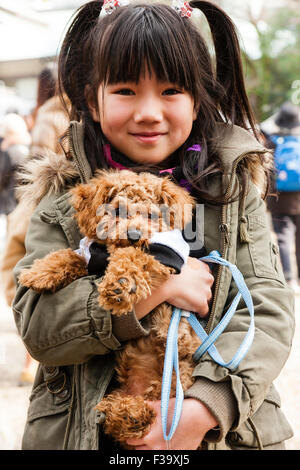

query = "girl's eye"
163;88;182;96
115;89;134;96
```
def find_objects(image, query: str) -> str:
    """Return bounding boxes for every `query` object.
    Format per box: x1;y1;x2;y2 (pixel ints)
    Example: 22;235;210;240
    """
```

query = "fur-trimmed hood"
16;121;271;212
16;149;79;212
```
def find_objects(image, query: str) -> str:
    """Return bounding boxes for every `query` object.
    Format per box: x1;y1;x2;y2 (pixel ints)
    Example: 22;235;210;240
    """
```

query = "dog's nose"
127;228;142;243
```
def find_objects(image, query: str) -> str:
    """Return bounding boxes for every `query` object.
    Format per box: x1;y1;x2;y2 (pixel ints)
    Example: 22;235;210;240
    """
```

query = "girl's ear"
85;85;100;122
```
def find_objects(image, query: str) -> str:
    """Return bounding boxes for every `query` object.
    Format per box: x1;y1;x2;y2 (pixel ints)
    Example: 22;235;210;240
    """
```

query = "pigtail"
190;1;258;139
58;1;103;121
58;1;109;172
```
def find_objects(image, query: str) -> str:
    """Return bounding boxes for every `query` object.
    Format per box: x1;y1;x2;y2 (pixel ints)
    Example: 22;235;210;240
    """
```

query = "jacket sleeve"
12;196;150;366
184;180;295;442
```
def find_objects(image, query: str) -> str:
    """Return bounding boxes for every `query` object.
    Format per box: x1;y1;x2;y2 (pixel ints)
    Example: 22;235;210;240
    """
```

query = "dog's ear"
70;182;101;239
71;182;97;212
159;177;196;228
159;178;193;206
70;174;120;239
71;173;116;212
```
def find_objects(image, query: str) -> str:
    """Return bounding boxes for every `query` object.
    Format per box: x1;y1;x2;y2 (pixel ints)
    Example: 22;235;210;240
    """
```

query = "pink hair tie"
100;0;129;17
171;1;193;18
100;0;193;18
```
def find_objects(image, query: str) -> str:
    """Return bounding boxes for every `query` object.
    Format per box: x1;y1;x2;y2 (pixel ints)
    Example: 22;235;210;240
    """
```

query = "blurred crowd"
261;102;300;293
0;65;70;385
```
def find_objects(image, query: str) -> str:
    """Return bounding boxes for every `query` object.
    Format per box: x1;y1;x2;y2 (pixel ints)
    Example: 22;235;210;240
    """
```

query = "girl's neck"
103;143;201;193
103;143;179;173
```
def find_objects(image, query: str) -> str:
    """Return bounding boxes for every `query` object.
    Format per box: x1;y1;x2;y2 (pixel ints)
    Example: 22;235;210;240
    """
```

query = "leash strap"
160;307;184;442
161;250;255;441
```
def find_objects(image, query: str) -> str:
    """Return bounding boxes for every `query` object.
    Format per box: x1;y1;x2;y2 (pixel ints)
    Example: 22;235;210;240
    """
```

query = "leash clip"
180;311;190;318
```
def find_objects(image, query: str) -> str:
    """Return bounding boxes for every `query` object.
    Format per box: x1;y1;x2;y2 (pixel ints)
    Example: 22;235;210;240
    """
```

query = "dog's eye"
114;207;127;218
148;212;159;221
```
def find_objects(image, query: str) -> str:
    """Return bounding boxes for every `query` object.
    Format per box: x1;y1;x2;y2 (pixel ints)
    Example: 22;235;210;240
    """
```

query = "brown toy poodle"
19;169;201;448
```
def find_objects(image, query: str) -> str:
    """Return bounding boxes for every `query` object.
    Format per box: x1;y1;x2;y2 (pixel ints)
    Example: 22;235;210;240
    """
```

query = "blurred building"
0;0;83;116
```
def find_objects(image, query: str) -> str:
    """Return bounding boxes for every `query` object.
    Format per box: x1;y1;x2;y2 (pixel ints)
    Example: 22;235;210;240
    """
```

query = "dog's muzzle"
127;228;142;243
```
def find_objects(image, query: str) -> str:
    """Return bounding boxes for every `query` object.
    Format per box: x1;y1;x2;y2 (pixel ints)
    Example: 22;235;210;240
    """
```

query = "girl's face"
91;72;197;165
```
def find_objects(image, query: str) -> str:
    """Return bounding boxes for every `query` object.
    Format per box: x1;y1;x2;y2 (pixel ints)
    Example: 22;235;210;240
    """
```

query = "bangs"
96;4;198;96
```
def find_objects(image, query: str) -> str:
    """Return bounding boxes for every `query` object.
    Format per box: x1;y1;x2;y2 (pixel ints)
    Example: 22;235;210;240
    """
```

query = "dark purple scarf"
103;143;201;192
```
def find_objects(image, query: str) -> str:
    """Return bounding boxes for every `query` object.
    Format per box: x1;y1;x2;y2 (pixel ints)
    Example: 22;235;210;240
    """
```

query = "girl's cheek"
106;100;132;127
167;100;193;118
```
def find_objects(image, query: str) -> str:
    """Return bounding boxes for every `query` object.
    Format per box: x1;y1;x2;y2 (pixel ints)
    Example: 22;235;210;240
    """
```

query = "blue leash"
161;250;255;442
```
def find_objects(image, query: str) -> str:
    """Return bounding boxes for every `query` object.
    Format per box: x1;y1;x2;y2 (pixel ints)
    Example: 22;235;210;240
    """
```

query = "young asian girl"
12;0;294;451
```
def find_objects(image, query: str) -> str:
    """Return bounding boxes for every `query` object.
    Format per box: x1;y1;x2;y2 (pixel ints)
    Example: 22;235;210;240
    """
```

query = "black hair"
58;1;267;203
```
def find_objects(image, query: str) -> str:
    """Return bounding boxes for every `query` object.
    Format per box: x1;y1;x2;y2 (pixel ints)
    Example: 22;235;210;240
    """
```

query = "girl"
13;1;294;450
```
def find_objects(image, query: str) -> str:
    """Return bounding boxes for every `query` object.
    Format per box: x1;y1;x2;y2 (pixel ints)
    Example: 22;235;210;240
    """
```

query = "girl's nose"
133;97;163;123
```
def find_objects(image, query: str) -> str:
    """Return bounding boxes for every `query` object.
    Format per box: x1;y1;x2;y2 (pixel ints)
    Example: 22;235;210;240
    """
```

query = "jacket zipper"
205;152;251;333
205;204;228;333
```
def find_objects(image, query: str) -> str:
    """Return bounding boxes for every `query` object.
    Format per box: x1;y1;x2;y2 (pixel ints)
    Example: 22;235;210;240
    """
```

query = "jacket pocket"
22;379;72;450
227;385;293;449
40;192;81;251
247;214;285;283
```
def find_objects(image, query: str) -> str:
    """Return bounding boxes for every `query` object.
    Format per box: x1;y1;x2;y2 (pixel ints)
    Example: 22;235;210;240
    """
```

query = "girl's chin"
121;148;173;165
124;155;171;166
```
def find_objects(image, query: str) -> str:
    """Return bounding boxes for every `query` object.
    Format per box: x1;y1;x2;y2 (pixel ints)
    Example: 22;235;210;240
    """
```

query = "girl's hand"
126;398;218;450
135;257;214;320
164;257;214;317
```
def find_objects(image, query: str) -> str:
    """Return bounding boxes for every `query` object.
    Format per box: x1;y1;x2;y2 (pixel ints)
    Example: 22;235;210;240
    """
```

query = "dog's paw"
18;249;87;293
114;410;155;439
18;268;57;293
97;276;139;315
95;395;156;444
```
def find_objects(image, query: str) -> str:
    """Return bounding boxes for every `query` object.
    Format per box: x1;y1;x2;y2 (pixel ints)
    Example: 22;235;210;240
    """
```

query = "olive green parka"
12;122;294;450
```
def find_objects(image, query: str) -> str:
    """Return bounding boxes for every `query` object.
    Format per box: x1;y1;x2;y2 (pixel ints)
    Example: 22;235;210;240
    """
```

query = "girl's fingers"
126;438;145;446
133;445;150;450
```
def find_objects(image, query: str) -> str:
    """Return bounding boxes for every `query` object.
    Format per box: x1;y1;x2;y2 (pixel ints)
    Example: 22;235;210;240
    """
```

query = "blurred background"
0;0;299;120
0;0;299;451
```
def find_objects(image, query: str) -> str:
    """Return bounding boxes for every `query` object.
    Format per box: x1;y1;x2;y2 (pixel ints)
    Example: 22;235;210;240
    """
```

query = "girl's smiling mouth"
129;132;167;144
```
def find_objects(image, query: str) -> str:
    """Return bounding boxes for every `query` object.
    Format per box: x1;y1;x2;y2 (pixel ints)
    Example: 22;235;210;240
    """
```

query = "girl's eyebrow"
108;79;182;87
108;80;137;85
106;83;136;90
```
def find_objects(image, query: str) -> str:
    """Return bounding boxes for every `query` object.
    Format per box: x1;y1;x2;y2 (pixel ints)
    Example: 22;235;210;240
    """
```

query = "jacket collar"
68;120;92;183
16;120;269;212
214;123;269;173
68;120;268;181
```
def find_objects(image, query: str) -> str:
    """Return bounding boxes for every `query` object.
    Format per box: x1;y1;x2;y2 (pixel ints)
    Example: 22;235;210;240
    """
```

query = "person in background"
0;113;31;217
0;67;70;385
30;66;70;156
261;102;300;293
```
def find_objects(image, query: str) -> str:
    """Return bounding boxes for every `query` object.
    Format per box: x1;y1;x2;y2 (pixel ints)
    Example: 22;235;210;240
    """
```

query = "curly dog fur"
19;169;201;448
